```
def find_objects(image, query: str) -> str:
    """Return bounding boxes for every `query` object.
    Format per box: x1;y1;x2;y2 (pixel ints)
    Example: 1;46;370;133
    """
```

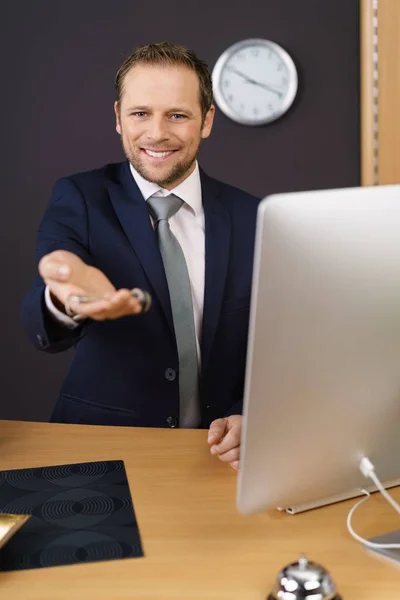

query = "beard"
120;136;201;188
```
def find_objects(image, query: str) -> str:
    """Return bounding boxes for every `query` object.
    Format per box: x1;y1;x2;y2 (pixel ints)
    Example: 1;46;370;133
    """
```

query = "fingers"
216;445;240;464
66;296;112;319
211;425;241;456
68;289;144;321
208;416;242;471
96;289;143;319
207;418;228;446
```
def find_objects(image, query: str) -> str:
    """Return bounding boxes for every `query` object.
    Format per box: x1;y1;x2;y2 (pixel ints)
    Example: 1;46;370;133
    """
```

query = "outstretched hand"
39;250;146;321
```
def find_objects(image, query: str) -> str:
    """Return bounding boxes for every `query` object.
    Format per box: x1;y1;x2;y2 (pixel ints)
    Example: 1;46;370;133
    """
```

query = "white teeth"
145;150;173;158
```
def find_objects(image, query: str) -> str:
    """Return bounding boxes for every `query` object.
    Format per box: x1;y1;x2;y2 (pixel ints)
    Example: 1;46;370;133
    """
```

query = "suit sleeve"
20;177;93;353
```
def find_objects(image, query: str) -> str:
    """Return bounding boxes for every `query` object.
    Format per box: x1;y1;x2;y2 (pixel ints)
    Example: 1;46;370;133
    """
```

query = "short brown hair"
115;41;213;120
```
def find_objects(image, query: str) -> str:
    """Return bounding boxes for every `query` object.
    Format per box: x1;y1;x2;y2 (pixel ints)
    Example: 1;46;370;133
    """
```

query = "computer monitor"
237;184;400;515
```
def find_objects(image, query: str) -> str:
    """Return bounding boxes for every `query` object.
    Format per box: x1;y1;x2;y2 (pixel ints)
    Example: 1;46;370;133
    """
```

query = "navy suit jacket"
21;161;260;428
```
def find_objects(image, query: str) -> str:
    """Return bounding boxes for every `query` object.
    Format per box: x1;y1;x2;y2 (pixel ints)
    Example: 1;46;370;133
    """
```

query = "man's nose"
145;116;170;143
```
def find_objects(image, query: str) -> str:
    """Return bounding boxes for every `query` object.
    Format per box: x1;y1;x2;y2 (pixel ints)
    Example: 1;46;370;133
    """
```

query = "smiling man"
115;61;212;188
21;42;261;471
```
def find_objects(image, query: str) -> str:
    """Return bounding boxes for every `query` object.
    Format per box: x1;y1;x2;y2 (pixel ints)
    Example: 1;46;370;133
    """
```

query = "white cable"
359;456;400;516
346;456;400;549
369;470;400;516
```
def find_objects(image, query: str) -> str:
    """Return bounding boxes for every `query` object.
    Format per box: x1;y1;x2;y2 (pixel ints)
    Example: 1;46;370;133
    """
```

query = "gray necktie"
147;194;200;428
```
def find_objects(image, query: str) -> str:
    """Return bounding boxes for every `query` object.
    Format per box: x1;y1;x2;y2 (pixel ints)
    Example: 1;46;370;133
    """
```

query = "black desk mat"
0;460;143;571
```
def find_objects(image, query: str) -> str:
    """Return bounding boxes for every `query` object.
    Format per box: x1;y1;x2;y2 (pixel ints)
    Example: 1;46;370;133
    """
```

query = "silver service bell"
268;555;342;600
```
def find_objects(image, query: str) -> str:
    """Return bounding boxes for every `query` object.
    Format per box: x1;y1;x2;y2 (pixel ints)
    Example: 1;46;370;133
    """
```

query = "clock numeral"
267;103;273;112
239;104;245;112
236;53;245;61
277;63;283;71
281;77;288;86
253;107;259;116
228;94;234;102
251;48;260;57
268;51;272;59
223;80;230;88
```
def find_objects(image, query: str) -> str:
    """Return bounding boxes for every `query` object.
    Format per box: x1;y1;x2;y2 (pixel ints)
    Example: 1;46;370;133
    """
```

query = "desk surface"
0;420;398;599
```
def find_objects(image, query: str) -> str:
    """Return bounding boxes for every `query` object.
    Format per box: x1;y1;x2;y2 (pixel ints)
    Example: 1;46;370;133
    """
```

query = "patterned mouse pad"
0;460;143;571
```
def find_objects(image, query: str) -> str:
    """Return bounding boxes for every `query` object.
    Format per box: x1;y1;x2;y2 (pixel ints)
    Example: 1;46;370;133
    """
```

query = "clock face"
212;38;298;126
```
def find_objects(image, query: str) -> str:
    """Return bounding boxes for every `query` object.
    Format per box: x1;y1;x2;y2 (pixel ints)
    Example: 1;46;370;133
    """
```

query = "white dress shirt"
45;162;205;366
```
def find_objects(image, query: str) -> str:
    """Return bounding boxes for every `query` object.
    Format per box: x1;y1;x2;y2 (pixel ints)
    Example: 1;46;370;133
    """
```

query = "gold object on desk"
0;513;31;549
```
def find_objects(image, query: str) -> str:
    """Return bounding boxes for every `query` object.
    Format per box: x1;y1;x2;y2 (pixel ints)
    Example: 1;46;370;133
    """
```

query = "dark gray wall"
1;0;360;421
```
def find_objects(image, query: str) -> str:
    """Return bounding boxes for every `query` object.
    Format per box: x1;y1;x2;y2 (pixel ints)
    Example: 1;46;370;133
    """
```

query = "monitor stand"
277;478;400;514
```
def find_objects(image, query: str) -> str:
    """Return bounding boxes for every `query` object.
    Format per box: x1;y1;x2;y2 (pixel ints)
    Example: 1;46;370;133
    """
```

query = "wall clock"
212;38;298;126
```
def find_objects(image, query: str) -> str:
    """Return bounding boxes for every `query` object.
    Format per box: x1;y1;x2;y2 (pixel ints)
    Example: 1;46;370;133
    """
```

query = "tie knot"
147;194;184;222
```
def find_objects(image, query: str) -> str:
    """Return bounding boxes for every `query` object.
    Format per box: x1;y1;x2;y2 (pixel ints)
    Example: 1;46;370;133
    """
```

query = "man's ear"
201;105;216;140
114;101;121;134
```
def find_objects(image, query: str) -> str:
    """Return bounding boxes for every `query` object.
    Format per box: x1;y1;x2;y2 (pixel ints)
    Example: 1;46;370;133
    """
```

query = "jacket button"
164;368;176;381
166;416;178;428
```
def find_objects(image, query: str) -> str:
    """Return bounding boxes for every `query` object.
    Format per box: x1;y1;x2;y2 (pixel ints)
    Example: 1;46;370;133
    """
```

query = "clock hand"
229;66;283;98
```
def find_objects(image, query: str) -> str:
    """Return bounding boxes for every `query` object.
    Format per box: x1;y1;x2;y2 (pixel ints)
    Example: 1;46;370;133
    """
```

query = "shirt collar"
129;161;202;216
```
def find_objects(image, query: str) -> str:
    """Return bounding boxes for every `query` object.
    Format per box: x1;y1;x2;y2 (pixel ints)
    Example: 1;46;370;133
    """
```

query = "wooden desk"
0;420;398;599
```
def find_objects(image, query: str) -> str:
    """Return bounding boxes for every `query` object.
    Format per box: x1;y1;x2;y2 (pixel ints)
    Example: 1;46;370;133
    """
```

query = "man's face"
115;64;215;189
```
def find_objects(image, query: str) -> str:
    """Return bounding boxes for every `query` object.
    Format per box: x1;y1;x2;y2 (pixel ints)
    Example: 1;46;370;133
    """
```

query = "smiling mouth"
142;149;177;160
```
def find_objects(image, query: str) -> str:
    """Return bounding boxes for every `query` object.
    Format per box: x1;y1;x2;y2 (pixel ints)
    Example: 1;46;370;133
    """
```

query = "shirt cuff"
44;285;82;329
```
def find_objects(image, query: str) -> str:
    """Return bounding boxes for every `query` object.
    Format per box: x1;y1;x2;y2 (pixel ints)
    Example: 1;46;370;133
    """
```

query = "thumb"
39;251;80;282
208;418;227;445
39;258;70;281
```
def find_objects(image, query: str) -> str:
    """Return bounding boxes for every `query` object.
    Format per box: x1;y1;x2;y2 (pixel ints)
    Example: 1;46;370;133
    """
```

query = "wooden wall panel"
361;0;400;185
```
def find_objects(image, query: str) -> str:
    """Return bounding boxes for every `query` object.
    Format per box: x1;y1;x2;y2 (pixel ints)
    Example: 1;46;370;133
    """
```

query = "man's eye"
132;112;146;117
171;114;186;120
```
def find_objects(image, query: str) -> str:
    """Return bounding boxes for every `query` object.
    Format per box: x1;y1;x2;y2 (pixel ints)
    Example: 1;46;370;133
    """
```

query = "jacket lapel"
107;162;174;333
106;163;231;369
200;170;231;374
